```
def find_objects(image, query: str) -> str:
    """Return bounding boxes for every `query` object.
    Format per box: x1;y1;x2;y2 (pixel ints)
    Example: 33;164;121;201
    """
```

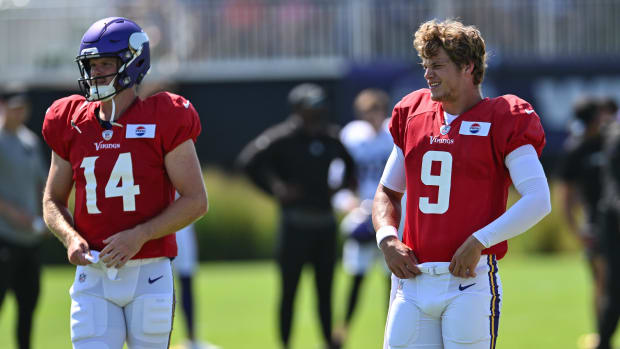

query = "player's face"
88;57;118;87
422;48;468;103
5;104;29;126
359;102;386;129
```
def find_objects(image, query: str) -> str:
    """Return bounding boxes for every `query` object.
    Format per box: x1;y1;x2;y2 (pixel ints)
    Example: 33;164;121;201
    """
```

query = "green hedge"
39;168;580;264
194;167;278;260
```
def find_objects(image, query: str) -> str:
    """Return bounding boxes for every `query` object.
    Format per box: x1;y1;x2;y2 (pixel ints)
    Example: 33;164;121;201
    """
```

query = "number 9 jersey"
42;92;201;259
390;89;545;263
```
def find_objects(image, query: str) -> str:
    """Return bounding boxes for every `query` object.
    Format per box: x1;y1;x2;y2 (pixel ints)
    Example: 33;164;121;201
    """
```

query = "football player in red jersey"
41;17;207;349
372;19;551;348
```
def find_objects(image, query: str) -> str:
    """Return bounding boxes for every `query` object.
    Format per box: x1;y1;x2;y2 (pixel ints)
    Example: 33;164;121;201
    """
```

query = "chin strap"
110;99;123;128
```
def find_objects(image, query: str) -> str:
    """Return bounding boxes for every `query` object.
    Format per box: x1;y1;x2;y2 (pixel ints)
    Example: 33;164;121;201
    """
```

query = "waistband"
415;256;492;276
85;251;167;280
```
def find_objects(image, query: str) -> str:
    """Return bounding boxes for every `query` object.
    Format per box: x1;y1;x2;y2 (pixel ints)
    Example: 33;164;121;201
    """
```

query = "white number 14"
80;152;141;214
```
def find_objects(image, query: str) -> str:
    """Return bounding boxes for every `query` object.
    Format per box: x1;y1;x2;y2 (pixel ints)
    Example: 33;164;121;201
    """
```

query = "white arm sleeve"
472;144;552;248
379;145;406;193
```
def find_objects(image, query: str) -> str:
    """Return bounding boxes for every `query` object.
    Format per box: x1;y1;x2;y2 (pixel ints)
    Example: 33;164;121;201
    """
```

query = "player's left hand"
449;235;485;278
100;228;148;268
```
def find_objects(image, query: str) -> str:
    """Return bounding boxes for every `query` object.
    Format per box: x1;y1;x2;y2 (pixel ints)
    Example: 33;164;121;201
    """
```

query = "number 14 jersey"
389;89;545;263
42;92;201;259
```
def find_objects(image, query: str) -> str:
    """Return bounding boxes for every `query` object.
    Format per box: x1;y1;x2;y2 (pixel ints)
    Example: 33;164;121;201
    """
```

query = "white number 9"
419;151;452;214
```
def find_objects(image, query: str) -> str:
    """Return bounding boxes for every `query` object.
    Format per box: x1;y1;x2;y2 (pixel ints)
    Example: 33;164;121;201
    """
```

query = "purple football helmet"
76;17;150;101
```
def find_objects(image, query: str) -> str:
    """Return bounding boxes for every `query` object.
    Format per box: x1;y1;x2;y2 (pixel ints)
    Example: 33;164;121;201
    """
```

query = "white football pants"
384;255;502;349
69;257;174;349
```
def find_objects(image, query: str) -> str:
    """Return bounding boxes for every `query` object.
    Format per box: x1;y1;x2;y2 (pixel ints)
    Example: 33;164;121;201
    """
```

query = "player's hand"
100;228;148;268
67;235;92;266
449;235;485;278
380;236;421;279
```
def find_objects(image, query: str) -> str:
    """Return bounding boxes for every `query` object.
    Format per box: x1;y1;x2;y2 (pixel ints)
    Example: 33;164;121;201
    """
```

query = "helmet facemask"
77;54;120;102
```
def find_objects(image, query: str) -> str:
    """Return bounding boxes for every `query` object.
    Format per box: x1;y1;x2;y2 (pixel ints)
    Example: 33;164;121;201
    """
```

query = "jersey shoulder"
45;94;88;122
490;94;546;155
490;94;537;118
145;91;193;114
42;95;89;159
144;91;201;152
396;88;436;118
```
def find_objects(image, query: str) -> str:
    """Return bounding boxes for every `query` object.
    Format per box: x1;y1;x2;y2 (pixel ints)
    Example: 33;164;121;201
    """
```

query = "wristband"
376;225;398;248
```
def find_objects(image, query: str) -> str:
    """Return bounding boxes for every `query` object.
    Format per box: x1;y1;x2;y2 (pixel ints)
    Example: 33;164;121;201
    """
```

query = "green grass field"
0;253;611;349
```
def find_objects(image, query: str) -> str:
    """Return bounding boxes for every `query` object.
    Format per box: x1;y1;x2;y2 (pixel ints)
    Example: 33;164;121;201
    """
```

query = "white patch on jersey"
459;121;491;136
524;109;535;114
126;124;156;138
183;100;190;109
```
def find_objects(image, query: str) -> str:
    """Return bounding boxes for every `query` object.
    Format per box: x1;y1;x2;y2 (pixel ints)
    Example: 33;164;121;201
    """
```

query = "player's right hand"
380;237;421;279
66;235;92;266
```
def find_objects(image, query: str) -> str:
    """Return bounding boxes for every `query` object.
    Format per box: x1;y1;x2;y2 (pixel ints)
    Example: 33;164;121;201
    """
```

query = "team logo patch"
440;125;451;135
126;124;156;138
102;129;113;141
459;121;491;136
79;272;87;283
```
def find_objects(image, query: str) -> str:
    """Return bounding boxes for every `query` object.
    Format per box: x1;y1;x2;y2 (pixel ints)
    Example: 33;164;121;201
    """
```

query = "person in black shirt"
595;97;620;349
237;83;356;349
558;98;609;348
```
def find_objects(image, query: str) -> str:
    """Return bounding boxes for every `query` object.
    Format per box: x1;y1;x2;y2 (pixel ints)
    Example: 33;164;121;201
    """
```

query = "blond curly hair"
414;19;487;85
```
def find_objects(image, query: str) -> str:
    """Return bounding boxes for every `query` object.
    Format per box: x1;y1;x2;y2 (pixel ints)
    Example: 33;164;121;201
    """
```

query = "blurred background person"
595;97;620;349
332;88;394;345
173;221;220;349
0;91;49;349
237;83;357;349
557;98;610;348
172;195;220;349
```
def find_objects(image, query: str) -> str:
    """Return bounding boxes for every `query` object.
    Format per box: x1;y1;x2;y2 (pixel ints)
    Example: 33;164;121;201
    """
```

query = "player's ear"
463;62;474;75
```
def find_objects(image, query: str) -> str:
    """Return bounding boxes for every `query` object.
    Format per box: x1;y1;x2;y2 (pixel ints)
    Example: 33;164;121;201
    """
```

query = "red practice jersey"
42;92;201;259
390;89;545;263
